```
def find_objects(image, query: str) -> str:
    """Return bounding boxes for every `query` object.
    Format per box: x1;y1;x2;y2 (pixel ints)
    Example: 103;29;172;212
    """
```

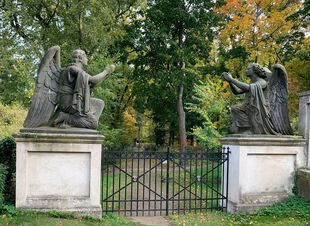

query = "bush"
187;81;232;149
0;137;16;204
0;164;7;206
99;125;133;151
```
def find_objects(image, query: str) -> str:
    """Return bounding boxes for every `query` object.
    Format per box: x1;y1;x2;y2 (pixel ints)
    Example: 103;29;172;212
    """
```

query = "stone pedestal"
220;135;306;213
297;168;310;200
297;91;310;199
14;127;104;218
299;91;310;168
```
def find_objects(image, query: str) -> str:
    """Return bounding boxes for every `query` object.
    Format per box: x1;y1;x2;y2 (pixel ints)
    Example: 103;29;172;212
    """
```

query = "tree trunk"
177;83;187;150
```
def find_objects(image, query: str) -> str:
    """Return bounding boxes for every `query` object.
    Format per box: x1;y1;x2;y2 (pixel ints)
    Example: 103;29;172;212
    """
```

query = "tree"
0;0;143;147
0;0;141;104
217;0;306;64
216;0;308;119
123;0;224;146
187;78;231;148
0;38;35;105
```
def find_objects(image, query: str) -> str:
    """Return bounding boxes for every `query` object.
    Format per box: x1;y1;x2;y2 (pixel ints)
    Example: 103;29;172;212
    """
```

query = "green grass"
0;209;140;226
0;196;308;225
169;196;310;226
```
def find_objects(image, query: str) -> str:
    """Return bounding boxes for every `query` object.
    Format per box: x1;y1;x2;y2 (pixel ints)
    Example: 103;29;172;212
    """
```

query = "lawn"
0;210;140;226
0;196;308;225
169;196;310;226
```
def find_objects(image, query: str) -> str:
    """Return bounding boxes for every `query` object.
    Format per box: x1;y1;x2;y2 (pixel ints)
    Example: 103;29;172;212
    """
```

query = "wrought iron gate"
101;146;229;216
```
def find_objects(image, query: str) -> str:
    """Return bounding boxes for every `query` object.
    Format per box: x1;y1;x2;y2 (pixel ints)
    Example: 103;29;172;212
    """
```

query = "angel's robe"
58;64;91;116
56;64;98;129
231;82;278;135
248;83;277;135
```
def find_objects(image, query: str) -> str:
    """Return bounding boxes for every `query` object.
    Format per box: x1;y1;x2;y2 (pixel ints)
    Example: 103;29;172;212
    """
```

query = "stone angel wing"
24;46;62;128
269;64;293;135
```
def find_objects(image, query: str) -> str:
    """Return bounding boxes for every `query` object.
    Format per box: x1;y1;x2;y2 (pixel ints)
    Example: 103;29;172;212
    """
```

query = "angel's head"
246;63;271;80
71;49;88;66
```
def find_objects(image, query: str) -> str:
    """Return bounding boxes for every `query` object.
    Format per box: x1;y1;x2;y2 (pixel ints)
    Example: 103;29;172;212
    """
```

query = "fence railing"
101;146;230;216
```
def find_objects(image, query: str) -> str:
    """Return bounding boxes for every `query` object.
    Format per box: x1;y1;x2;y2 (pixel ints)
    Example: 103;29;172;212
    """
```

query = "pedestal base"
297;168;310;200
14;127;104;218
220;135;306;213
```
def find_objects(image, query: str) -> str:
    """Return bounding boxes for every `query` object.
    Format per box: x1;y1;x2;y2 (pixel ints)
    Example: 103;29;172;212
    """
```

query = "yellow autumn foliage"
123;109;138;141
0;103;27;138
217;0;302;64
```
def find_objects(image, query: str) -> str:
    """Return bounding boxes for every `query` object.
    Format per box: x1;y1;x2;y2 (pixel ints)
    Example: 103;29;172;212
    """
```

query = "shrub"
99;125;132;151
0;137;16;204
187;81;232;149
0;164;7;206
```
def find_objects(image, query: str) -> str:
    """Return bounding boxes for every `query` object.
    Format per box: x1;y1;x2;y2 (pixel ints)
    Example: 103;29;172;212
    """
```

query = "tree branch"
115;2;134;19
10;13;28;40
46;0;60;25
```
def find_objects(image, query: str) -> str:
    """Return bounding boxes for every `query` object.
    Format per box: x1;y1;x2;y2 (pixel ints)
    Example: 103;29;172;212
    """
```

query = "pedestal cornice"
219;135;306;146
13;127;104;144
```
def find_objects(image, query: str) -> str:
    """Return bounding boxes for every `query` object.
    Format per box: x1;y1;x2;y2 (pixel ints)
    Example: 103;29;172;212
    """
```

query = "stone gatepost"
220;135;306;213
297;91;310;199
299;91;310;168
14;127;103;218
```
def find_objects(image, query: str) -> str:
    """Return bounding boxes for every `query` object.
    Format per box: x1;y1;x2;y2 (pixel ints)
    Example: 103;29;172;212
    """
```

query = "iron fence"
101;146;230;216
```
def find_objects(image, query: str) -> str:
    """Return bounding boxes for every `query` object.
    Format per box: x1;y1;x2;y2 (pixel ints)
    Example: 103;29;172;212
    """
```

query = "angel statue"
222;63;293;135
23;46;115;130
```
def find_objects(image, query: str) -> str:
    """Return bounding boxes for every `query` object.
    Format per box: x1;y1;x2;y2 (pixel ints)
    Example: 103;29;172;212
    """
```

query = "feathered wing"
24;46;61;128
269;64;293;135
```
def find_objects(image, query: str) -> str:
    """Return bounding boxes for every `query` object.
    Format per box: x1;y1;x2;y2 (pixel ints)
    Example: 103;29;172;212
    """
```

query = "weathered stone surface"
220;135;306;213
222;63;292;135
15;128;104;144
220;134;305;146
298;91;310;168
297;168;310;200
20;127;101;135
23;46;115;130
14;129;104;218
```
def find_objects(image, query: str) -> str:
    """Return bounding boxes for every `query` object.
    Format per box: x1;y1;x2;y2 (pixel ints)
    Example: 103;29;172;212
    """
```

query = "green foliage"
0;0;308;149
187;79;231;148
0;54;35;106
0;137;16;204
0;0;136;59
0;196;308;225
257;196;310;219
0;209;139;225
47;210;76;219
1;204;17;217
290;117;299;136
0;1;142;146
121;0;225;145
0;103;28;139
0;37;35;106
170;196;310;226
0;137;16;165
0;164;7;207
285;47;310;92
94;66;135;129
99;125;132;150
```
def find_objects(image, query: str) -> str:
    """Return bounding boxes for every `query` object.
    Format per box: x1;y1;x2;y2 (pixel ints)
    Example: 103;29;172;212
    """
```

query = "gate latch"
132;176;138;182
196;176;201;182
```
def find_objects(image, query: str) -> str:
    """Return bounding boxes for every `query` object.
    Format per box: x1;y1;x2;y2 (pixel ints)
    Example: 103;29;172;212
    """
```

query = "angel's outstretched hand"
222;72;233;82
105;64;116;75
